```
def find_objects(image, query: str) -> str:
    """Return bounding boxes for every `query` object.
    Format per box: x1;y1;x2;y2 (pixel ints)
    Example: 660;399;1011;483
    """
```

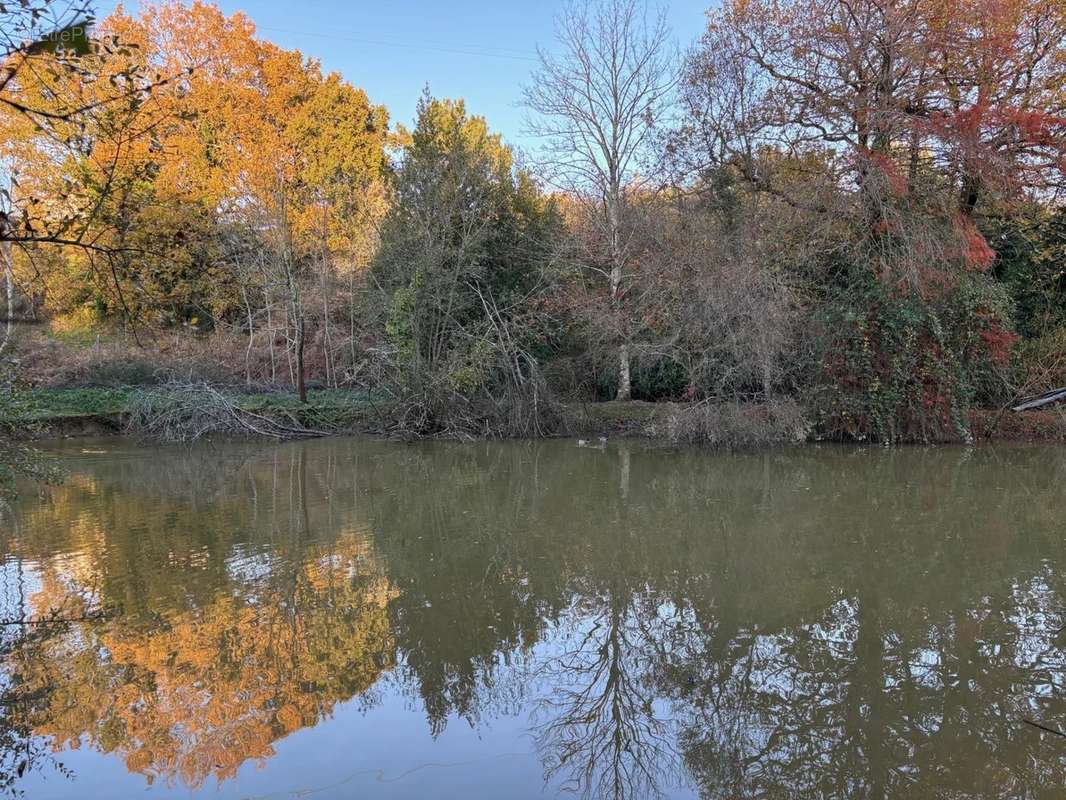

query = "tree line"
2;0;1066;444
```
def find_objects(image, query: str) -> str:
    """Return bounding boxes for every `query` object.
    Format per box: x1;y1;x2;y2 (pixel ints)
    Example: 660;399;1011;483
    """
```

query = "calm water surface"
1;437;1065;799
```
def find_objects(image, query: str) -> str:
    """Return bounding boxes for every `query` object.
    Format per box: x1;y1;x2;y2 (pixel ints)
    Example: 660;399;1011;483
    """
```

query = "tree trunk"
322;294;333;388
616;343;631;401
267;300;277;385
0;238;13;356
349;270;358;383
608;189;631;401
295;316;307;404
959;171;982;217
242;287;254;386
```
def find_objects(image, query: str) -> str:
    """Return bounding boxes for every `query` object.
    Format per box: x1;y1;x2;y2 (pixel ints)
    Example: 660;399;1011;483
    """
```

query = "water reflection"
1;439;1066;798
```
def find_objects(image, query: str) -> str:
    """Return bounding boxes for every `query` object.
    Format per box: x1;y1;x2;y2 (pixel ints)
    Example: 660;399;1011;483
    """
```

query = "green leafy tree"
372;92;561;434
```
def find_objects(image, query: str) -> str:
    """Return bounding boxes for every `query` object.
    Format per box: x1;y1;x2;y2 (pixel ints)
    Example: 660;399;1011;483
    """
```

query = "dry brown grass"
13;325;283;388
970;408;1066;442
649;400;811;448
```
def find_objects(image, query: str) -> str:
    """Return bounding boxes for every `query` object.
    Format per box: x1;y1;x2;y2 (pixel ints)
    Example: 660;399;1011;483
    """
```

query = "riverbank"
575;401;1066;443
20;386;384;439
16;387;1066;444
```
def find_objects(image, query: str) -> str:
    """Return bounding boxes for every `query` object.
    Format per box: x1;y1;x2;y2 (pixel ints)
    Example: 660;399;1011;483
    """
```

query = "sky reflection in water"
1;437;1066;799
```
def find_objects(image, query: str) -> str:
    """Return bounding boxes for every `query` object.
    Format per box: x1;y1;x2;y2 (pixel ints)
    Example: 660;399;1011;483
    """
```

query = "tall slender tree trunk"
267;300;277;385
295;315;307;404
349;270;358;382
526;0;672;404
319;205;334;388
608;189;631;401
322;293;332;388
242;287;254;386
617;344;631;400
1;185;14;355
0;238;13;356
286;277;306;403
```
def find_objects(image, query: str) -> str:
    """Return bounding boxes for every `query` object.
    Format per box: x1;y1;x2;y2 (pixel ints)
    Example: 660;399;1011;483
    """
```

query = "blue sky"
96;0;714;154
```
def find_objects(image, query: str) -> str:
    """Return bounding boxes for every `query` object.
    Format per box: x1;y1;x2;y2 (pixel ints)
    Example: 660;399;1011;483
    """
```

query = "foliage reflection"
1;439;1066;798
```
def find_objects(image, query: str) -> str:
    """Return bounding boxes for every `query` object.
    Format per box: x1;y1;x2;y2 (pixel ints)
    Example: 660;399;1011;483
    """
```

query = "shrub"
984;206;1066;339
28;387;132;416
806;271;1015;443
631;357;689;402
649;400;810;448
85;358;162;386
1013;325;1066;395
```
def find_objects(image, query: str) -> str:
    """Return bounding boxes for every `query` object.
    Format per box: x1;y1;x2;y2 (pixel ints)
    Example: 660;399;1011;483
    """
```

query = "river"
1;437;1065;799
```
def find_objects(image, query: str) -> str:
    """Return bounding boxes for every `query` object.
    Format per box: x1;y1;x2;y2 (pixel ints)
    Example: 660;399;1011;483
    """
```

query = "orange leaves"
274;703;304;734
5;0;393;323
714;0;1066;218
865;151;909;199
978;324;1019;365
13;535;398;791
919;0;1066;197
82;1;391;256
1006;109;1066;148
953;212;996;271
926;105;1066;154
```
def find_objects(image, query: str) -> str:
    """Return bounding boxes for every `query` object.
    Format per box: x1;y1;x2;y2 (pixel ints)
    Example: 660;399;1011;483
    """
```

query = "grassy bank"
22;386;385;439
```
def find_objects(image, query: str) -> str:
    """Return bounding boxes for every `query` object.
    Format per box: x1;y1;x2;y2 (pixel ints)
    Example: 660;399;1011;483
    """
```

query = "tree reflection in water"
533;598;683;800
0;439;1065;798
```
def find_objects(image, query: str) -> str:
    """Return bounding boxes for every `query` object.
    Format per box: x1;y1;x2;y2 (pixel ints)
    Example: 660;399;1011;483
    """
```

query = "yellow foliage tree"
4;1;391;332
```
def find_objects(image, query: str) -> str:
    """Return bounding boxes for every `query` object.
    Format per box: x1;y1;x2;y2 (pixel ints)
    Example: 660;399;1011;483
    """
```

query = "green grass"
24;386;388;429
238;389;386;429
27;387;136;418
238;388;382;411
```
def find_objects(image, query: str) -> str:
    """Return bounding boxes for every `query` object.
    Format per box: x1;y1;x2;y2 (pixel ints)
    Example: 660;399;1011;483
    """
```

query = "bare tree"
524;0;675;401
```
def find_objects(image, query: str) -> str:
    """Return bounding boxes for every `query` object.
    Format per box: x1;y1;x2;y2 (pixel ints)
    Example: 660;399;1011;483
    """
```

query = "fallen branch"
126;381;330;442
1012;387;1066;413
